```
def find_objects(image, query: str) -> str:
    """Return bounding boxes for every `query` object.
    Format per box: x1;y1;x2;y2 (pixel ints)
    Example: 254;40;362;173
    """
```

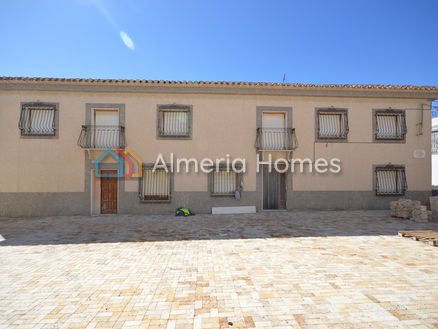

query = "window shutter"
162;111;189;136
213;171;237;195
319;114;342;138
376;170;397;194
142;168;170;201
376;115;396;138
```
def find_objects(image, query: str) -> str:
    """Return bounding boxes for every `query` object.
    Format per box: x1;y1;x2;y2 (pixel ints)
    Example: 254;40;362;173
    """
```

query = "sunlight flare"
120;31;135;50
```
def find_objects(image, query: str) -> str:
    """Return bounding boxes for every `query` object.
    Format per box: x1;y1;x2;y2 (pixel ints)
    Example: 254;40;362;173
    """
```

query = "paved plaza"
0;211;437;328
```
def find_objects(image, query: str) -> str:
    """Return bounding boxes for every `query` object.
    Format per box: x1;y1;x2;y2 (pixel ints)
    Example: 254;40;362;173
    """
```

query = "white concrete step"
211;206;256;215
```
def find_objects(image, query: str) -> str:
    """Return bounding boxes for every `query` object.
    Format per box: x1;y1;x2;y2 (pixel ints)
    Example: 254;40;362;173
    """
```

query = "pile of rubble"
390;199;432;223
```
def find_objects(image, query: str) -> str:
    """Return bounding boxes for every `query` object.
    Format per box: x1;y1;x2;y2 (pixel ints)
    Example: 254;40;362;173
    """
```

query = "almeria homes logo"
95;149;342;177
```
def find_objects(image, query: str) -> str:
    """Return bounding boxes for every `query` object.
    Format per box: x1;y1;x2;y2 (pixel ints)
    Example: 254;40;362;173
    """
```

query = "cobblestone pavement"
0;211;437;329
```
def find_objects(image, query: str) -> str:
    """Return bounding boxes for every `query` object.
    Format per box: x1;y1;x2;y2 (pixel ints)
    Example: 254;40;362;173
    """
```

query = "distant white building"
433;116;438;188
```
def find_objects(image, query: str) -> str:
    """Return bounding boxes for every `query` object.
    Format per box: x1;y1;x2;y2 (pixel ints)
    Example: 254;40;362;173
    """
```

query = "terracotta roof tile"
0;76;437;92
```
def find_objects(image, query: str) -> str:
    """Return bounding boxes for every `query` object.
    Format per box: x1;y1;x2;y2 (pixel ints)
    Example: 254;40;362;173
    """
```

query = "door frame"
100;170;118;214
256;106;293;211
90;168;120;215
261;164;287;210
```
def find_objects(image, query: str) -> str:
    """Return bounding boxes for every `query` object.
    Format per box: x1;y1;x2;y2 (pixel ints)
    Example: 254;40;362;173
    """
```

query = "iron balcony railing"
433;130;438;154
77;125;126;149
255;128;298;151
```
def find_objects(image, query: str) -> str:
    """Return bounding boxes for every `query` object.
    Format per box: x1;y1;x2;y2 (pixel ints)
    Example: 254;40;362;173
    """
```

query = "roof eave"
1;77;438;99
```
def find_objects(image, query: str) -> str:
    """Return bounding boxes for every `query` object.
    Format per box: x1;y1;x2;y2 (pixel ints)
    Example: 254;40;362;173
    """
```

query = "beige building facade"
0;77;437;217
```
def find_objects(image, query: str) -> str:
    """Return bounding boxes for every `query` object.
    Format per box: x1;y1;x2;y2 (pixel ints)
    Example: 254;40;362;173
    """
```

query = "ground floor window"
140;165;171;201
375;165;407;196
210;166;242;196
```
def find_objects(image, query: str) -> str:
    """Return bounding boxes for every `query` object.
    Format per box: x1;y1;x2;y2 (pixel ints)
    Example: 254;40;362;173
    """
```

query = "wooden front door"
100;170;117;214
263;165;286;210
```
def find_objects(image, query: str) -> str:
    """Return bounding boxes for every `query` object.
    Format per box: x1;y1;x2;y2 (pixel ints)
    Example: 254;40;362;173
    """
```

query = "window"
375;165;407;196
433;127;438;154
139;165;171;201
317;109;348;140
374;110;406;141
19;102;57;136
210;166;242;196
157;105;192;138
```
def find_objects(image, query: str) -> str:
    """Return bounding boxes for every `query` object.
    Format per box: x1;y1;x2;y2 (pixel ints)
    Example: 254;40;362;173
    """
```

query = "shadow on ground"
1;210;437;246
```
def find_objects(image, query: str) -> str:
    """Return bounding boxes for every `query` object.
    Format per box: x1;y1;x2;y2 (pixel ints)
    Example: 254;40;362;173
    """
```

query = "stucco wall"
432;117;438;187
0;91;85;193
0;88;433;216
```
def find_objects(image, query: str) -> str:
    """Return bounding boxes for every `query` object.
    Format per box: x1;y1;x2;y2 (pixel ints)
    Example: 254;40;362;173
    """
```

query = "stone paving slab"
0;210;437;328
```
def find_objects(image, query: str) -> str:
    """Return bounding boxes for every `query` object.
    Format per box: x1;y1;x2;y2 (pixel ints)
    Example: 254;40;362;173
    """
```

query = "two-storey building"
0;77;437;217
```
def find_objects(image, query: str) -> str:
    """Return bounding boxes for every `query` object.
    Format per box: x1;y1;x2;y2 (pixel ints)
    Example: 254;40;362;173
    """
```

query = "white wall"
432;118;438;187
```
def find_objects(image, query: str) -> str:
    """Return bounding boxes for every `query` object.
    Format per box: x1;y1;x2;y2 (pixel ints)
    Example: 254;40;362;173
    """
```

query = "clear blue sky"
1;0;438;85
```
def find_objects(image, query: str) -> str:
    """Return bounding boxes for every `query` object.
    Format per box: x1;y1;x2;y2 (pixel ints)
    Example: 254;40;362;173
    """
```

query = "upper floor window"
375;165;407;196
374;109;406;141
157;104;192;138
316;109;348;140
19;102;57;136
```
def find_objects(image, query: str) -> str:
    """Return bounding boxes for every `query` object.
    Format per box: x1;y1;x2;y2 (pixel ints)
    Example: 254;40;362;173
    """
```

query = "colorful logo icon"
95;147;142;178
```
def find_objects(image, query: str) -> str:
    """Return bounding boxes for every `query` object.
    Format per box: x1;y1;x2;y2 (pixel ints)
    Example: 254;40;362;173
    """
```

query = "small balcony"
255;128;298;151
433;130;438;154
77;125;126;149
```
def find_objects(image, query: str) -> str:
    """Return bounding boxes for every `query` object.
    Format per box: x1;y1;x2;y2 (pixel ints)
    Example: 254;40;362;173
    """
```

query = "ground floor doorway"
262;164;286;210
